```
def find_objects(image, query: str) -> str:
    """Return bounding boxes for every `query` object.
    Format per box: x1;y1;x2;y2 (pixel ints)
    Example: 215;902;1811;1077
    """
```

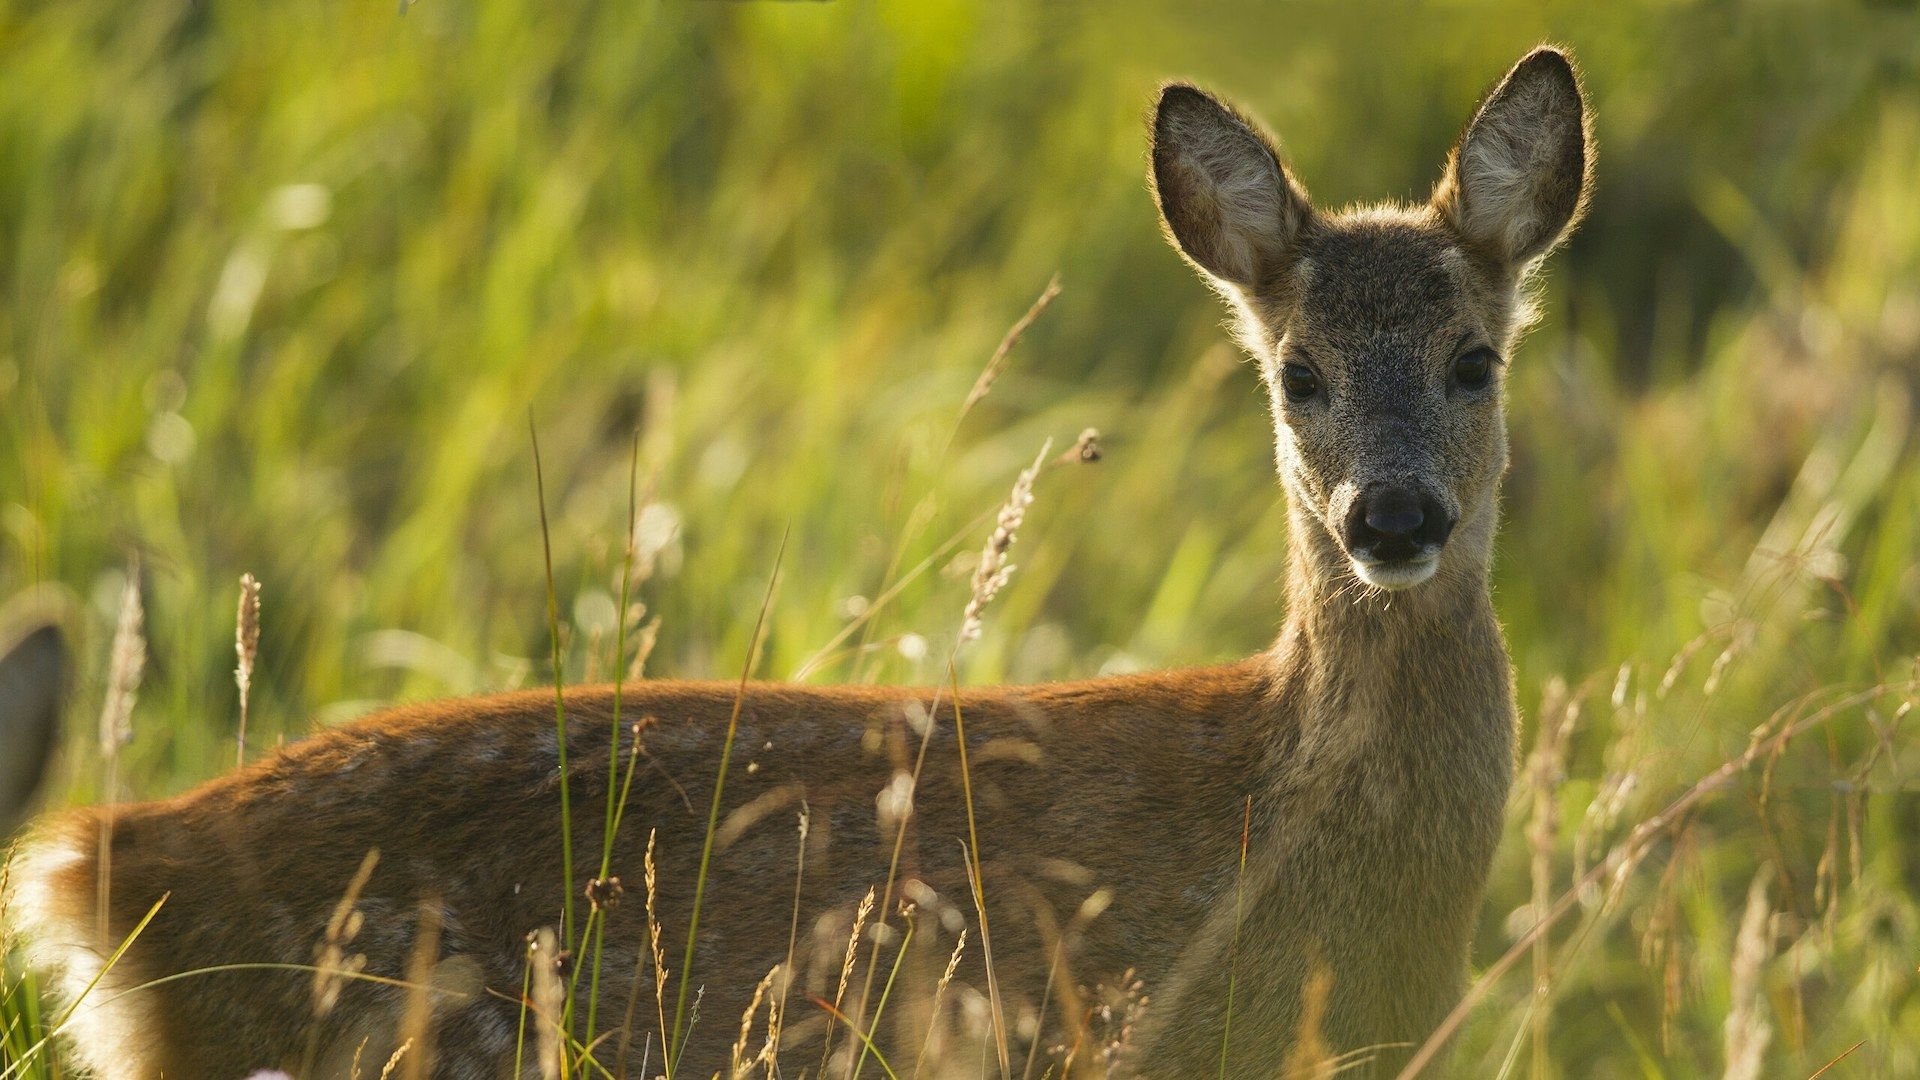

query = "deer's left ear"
1434;47;1592;268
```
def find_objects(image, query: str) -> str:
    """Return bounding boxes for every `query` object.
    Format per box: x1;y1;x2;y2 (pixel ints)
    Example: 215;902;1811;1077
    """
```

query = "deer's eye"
1453;346;1498;390
1280;363;1322;402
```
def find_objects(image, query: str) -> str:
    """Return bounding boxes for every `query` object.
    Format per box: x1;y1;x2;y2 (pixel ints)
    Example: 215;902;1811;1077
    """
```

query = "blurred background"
3;0;1918;1075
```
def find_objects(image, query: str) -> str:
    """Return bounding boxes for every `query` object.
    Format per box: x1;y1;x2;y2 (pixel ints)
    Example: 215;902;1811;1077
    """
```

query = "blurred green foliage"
4;0;1919;1076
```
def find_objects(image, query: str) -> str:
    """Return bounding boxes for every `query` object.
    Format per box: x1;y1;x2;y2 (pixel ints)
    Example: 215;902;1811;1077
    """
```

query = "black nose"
1343;484;1455;562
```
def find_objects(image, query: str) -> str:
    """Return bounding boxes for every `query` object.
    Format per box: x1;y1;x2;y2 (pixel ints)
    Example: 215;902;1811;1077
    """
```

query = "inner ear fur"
1150;83;1312;292
1433;46;1592;268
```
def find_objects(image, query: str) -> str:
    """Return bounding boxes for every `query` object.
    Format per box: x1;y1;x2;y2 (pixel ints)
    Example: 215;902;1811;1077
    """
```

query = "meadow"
4;0;1919;1076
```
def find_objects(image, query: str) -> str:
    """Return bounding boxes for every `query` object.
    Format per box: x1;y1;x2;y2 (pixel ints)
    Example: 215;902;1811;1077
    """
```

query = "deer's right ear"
1150;84;1310;293
1435;47;1591;268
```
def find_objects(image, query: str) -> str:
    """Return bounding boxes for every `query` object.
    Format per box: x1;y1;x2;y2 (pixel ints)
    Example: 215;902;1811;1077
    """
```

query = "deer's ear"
1435;47;1591;267
0;621;65;829
1151;84;1311;292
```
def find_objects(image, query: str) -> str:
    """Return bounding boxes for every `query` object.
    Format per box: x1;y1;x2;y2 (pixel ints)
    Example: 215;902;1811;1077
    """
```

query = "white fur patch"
1349;554;1440;591
1165;124;1279;283
5;829;166;1079
1157;90;1301;288
1452;58;1582;263
1460;98;1548;258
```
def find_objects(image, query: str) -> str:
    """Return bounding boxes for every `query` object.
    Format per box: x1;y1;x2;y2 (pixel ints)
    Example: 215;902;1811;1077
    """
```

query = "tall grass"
4;0;1920;1076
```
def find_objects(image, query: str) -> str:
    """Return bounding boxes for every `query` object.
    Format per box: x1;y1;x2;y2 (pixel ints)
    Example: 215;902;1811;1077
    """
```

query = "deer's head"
1150;47;1591;591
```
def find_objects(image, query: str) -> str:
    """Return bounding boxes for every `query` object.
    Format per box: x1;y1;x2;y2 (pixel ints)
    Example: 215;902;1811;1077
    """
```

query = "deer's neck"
1264;496;1512;768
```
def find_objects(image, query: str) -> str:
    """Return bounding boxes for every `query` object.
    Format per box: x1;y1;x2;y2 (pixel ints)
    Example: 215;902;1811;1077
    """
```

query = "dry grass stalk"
793;433;1099;683
1526;677;1579;1077
1722;868;1776;1080
1807;1041;1867;1078
1023;888;1110;1077
646;828;671;1076
616;445;663;687
313;849;380;1019
1280;961;1334;1079
759;972;786;1079
768;805;810;1072
1395;677;1917;1080
1640;829;1696;1051
1093;969;1147;1073
400;897;444;1080
961;274;1061;420
728;966;777;1078
848;900;918;1080
1216;795;1255;1076
957;837;1010;1080
98;564;144;757
1813;795;1840;941
95;560;145;942
627;615;661;681
843;434;1096;1052
379;1039;415;1080
1574;666;1644;897
1703;623;1756;696
530;927;566;1080
819;887;876;1073
929;664;1011;1080
234;572;262;767
0;845;16;956
913;928;968;1077
611;825;662;1076
960;440;1051;646
1060;428;1102;465
1656;629;1716;699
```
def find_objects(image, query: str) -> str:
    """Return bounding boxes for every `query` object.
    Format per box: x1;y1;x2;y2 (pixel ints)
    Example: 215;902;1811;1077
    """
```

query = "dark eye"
1453;346;1497;390
1280;363;1322;402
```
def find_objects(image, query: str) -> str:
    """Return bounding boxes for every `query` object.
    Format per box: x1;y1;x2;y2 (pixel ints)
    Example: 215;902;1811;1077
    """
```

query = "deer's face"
1150;48;1590;590
1264;220;1516;589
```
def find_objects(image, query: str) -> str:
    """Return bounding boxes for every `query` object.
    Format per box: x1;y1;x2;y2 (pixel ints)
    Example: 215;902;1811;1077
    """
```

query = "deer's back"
13;664;1284;1078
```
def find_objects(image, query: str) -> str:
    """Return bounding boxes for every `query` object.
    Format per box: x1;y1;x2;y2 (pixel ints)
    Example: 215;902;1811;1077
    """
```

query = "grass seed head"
961;440;1051;646
99;563;145;755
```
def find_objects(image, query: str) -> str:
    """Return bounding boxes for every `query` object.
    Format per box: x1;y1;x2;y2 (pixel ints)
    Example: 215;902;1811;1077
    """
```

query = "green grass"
4;0;1920;1076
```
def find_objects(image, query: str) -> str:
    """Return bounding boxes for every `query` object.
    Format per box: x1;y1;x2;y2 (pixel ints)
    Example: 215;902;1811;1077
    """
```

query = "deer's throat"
1268;497;1511;757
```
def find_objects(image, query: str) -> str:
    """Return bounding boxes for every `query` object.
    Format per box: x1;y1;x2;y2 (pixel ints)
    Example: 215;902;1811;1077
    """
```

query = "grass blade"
670;528;788;1070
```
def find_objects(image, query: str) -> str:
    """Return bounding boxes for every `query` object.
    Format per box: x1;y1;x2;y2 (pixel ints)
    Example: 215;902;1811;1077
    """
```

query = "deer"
6;45;1590;1079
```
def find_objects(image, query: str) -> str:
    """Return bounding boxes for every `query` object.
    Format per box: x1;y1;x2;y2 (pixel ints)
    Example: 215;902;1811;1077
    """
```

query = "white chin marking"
1351;555;1439;591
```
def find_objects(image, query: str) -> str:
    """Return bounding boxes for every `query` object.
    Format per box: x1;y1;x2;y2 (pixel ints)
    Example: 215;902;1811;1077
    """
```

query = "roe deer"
7;46;1591;1079
0;592;66;836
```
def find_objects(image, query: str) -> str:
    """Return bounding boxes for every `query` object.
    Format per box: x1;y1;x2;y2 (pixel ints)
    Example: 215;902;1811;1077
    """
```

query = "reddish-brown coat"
22;667;1283;1077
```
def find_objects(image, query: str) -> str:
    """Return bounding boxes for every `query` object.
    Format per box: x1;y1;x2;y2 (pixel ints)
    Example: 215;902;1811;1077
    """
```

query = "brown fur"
7;46;1592;1080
